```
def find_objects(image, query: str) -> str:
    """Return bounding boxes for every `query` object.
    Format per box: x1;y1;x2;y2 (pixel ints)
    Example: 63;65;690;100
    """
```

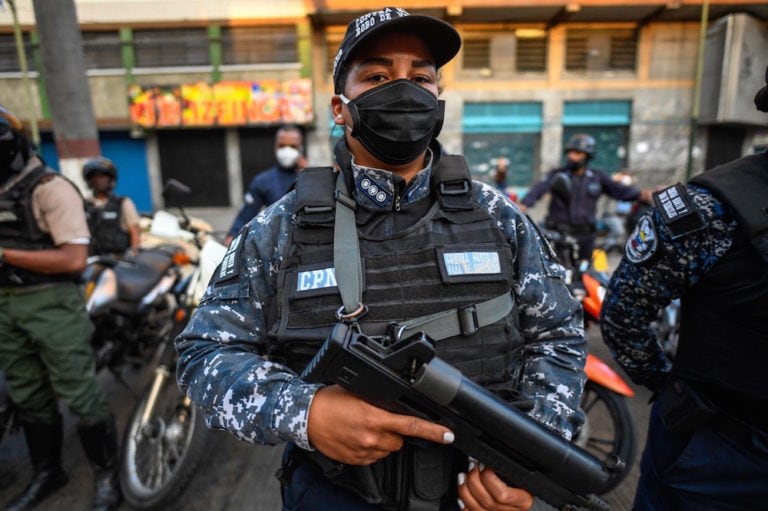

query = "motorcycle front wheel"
120;374;210;510
575;380;636;494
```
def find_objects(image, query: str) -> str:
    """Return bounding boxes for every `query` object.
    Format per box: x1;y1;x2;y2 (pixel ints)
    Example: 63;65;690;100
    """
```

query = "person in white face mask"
225;125;307;245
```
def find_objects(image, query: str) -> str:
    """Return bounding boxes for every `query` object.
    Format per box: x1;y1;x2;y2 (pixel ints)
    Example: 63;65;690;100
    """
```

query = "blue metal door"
39;131;152;212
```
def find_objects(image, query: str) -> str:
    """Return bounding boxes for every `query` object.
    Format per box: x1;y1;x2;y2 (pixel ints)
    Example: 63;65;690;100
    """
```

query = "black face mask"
341;79;445;165
564;155;589;172
564;159;580;171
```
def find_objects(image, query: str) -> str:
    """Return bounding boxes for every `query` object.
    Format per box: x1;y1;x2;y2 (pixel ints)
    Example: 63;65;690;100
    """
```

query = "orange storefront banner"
128;84;183;128
129;78;313;128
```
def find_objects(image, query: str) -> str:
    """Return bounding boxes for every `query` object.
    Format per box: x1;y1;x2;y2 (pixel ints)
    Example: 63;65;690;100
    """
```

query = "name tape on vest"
443;251;501;276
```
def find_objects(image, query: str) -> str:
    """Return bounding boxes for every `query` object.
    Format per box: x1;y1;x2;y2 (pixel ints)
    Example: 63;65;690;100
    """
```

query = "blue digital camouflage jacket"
600;184;738;391
176;148;587;451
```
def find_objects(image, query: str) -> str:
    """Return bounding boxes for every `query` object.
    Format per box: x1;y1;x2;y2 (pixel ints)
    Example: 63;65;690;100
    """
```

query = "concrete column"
145;134;163;209
225;128;242;207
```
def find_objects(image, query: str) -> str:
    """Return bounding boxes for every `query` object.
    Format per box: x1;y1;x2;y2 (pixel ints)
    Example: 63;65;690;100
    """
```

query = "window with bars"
462;32;547;73
516;35;547;72
221;26;298;65
463;36;491;69
0;33;35;72
133;28;209;68
82;31;123;69
565;29;637;72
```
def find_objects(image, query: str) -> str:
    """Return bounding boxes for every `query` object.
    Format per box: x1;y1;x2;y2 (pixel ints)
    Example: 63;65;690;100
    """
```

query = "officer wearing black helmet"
0;105;121;510
177;7;586;511
600;65;768;509
520;133;653;261
83;156;141;257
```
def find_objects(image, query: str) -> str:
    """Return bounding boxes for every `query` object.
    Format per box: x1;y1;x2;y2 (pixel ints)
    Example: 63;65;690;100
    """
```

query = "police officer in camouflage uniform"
600;67;768;510
520;134;652;261
0;105;121;511
176;8;586;511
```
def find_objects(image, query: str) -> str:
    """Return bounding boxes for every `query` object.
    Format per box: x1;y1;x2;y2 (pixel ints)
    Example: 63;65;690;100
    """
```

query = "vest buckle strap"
439;180;470;196
458;304;479;336
301;205;333;214
334;189;357;210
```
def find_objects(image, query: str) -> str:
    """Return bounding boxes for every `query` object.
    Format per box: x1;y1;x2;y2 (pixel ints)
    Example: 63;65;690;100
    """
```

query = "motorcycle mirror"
163;179;192;200
550;172;572;203
162;179;192;229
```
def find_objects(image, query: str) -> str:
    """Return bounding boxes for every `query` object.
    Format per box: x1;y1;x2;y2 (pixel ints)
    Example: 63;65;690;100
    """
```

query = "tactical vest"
0;166;77;286
86;194;130;255
675;153;768;419
268;156;525;510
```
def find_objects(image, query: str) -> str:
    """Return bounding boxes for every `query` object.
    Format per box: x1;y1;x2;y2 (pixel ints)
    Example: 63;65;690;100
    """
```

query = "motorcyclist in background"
0;105;121;511
520;134;653;261
83;157;141;257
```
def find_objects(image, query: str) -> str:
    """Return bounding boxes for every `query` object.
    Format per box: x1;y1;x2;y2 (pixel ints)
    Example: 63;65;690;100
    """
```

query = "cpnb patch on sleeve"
216;233;242;282
444;251;501;276
625;215;659;264
296;266;337;292
653;183;704;239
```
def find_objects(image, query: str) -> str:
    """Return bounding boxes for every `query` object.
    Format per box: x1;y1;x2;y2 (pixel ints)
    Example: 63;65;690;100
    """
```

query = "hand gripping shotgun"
301;323;615;511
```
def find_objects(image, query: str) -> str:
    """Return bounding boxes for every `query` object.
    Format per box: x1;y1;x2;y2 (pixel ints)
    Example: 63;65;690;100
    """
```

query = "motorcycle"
84;179;227;510
0;186;207;451
539;225;637;494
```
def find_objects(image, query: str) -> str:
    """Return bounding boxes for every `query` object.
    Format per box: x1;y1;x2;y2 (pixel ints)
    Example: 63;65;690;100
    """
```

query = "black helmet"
83;156;118;183
564;133;596;159
0;104;31;174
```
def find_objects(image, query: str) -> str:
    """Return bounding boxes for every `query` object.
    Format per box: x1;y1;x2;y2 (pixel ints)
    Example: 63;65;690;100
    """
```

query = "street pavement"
0;207;651;510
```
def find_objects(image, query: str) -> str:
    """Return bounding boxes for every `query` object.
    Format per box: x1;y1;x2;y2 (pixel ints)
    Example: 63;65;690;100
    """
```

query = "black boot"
5;418;69;511
77;417;122;511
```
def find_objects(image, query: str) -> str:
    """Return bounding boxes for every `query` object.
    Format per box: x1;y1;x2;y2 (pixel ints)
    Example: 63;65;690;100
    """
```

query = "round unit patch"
625;214;659;263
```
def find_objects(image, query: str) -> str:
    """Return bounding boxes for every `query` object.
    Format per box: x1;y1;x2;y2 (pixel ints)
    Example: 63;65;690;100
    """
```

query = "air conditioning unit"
699;13;768;126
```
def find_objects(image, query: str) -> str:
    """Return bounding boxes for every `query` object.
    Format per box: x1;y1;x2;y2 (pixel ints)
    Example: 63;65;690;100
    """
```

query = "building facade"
1;0;766;209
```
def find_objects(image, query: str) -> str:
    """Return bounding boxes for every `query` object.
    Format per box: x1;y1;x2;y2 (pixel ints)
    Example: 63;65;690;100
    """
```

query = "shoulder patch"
652;184;704;239
625;214;659;264
215;232;243;283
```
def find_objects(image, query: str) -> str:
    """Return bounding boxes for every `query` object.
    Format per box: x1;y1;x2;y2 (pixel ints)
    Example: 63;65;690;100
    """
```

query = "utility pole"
31;0;99;190
7;0;40;152
685;0;710;181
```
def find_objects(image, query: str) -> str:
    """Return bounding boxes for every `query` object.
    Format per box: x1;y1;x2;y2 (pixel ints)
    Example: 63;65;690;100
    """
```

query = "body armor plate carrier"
675;152;768;423
269;156;525;510
86;194;130;256
0;166;78;286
